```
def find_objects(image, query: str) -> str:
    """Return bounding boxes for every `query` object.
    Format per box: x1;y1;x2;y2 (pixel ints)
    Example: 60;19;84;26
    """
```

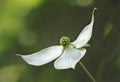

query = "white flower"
18;8;96;70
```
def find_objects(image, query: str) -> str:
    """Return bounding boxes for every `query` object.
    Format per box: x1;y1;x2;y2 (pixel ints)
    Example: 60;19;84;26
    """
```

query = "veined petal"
18;45;64;66
72;8;97;48
54;47;86;69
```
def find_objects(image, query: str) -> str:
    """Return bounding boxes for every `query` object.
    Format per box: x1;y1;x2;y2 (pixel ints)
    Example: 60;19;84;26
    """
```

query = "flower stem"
79;61;96;82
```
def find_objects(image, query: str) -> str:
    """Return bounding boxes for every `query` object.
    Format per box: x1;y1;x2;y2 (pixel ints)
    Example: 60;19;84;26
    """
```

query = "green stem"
79;61;96;82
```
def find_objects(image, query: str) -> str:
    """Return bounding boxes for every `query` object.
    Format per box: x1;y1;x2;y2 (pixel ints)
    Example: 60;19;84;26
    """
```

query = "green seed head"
59;36;71;46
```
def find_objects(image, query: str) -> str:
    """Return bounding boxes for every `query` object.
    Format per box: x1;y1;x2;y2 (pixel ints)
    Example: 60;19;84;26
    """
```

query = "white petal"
17;45;64;66
54;47;86;69
72;8;97;48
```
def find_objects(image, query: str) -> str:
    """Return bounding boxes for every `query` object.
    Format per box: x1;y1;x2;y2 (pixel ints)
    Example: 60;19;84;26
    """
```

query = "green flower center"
59;36;71;46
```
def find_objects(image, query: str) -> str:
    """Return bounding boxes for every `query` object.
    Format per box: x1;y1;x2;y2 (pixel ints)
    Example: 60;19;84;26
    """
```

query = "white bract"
18;8;96;70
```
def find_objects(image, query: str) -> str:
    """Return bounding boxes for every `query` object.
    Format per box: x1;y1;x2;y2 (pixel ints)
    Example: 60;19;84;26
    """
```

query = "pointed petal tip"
16;54;21;56
84;44;91;47
71;65;76;69
16;54;24;57
93;7;97;15
94;7;97;10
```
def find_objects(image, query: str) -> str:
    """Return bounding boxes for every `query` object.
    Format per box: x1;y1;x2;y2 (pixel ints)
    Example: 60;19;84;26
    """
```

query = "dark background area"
0;0;120;82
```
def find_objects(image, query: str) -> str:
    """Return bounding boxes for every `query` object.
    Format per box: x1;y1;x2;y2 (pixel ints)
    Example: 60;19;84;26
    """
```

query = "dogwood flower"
18;8;96;70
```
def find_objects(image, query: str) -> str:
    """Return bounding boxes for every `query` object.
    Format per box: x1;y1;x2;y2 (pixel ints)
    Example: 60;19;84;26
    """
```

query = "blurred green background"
0;0;120;82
